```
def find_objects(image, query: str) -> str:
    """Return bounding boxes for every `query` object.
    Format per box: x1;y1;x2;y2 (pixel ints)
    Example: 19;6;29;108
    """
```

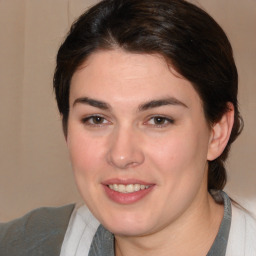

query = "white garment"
60;203;256;256
226;205;256;256
60;205;99;256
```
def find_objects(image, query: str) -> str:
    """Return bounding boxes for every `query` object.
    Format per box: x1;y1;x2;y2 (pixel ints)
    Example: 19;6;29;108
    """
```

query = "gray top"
88;191;231;256
0;204;75;256
207;191;232;255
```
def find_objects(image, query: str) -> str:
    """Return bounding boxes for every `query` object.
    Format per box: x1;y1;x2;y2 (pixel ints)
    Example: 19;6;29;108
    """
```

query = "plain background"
0;0;255;222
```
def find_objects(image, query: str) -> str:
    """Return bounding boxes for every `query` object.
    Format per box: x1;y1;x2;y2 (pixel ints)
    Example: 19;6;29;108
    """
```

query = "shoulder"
0;204;75;256
226;203;256;255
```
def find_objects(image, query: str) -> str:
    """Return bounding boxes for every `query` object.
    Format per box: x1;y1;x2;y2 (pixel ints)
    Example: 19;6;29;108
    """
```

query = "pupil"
154;117;164;124
93;116;103;124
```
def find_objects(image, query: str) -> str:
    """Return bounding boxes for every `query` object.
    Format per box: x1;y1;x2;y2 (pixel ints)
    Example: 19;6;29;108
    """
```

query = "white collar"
226;204;256;256
60;204;100;256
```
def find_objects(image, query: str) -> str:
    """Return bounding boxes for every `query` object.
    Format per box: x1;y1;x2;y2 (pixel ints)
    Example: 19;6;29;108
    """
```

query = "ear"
207;103;234;161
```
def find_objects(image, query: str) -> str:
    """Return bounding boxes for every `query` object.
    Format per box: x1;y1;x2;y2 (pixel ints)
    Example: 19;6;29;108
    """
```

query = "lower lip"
103;185;155;204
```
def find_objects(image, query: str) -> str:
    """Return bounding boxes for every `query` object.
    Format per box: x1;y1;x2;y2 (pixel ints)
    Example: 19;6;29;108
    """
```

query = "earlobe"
207;103;234;161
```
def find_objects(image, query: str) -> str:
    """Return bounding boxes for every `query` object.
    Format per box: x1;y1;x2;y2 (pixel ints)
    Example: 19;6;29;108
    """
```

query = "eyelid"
81;114;112;127
144;115;175;127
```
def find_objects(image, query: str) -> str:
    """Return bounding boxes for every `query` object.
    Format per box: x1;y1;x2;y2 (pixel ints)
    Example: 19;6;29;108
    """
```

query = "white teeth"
119;184;126;193
134;184;141;192
126;184;134;193
108;184;150;193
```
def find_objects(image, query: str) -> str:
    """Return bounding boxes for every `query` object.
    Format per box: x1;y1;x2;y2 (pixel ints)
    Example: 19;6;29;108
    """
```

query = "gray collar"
207;191;231;255
88;191;231;256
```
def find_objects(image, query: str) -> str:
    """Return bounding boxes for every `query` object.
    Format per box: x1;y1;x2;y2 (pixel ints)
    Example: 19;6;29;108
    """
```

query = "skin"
67;49;233;255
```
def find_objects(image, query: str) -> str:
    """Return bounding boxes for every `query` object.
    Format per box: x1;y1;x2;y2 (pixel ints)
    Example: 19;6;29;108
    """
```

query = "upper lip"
102;178;154;186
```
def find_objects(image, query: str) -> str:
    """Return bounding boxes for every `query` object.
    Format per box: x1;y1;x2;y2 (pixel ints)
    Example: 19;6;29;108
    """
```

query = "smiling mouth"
108;184;151;193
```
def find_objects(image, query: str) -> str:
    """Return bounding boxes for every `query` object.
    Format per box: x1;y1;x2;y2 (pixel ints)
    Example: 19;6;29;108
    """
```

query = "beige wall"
0;0;255;222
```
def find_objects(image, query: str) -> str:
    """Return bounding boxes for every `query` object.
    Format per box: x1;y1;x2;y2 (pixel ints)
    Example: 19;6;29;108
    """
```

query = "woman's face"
67;49;214;236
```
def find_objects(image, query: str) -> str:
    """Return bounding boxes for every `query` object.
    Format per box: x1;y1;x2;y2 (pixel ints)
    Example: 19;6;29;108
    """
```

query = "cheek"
67;129;106;203
67;127;105;179
147;128;209;179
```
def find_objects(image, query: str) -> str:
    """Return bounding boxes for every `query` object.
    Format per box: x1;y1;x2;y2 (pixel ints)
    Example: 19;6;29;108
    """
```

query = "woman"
1;0;255;255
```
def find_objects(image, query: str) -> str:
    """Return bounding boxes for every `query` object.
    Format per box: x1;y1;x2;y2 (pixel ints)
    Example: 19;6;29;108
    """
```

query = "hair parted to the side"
53;0;243;192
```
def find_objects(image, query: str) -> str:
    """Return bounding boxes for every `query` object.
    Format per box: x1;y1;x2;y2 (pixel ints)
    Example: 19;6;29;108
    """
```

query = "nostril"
106;152;144;169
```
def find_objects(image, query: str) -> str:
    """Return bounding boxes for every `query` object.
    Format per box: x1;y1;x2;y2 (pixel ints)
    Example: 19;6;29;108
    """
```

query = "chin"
99;211;155;237
106;223;151;237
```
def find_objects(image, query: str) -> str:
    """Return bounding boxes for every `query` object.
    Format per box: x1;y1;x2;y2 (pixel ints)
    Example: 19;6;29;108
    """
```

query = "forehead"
70;49;202;109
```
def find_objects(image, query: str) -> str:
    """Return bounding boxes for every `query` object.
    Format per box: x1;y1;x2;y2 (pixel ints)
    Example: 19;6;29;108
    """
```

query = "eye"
146;116;174;127
81;115;110;126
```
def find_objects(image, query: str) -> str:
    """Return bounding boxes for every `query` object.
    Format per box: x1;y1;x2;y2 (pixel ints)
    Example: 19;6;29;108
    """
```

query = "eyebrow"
72;96;188;111
138;97;188;111
73;97;111;110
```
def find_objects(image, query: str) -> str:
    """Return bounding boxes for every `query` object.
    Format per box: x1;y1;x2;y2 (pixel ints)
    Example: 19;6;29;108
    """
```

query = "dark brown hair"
53;0;243;191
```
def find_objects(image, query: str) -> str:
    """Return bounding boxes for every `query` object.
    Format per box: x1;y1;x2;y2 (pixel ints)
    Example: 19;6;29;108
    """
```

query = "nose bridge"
107;124;144;169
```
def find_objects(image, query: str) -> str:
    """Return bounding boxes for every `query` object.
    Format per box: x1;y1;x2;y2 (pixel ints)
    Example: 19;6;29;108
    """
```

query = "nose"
106;126;145;169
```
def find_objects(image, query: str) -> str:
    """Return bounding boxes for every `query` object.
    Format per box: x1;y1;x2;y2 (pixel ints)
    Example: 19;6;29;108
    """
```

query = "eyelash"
81;115;174;128
145;116;175;127
81;115;111;127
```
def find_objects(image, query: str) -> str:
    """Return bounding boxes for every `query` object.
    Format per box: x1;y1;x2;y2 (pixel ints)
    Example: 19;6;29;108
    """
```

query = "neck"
115;191;224;256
